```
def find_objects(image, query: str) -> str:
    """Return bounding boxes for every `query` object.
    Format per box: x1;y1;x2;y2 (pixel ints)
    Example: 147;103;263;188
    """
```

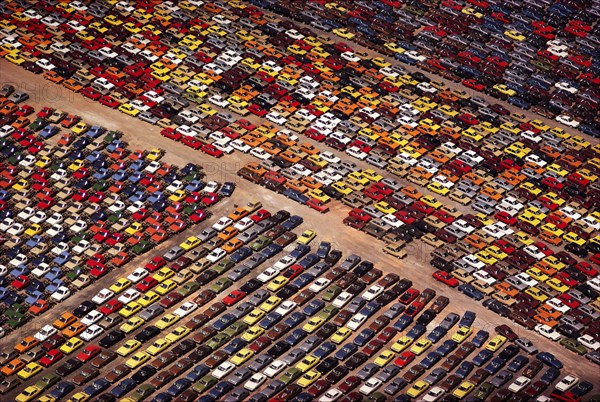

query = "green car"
7;312;27;329
207;334;231;350
65;266;86;281
474;382;494;400
210;277;233;293
213;259;234;274
35;373;60;390
130;383;155;401
193;375;217;393
224;321;248;338
29;117;48;131
367;392;387;402
132;240;152;255
103;130;122;143
92;179;110;191
318;306;339;321
322;285;342;301
184;171;201;183
177;282;200;297
250;235;272;251
560;338;587;355
279;368;302;384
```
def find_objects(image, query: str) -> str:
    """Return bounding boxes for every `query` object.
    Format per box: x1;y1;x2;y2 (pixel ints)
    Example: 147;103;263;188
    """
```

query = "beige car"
383;243;407;259
421;233;444;248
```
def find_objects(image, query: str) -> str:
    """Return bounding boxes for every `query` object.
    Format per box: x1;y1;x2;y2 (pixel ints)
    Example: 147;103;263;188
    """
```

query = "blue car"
472;349;494;366
426;326;448;343
231;247;253;263
472;330;489;347
93;168;111;180
284;329;307;346
455;361;474;379
284;312;305;328
292;273;315;289
213;313;237;331
312;342;336;359
83;378;110;397
112;379;137;397
421;351;443;369
507;355;529;372
458;284;484;301
435;340;458;357
536;352;563;369
167;378;191;397
335;343;358;361
289;244;310;260
258;312;282;330
49;382;75;399
281;215;303;230
206;381;232;399
261;244;283;259
303;300;325;316
185;180;204;192
152;392;173;402
186;364;210;382
484;357;506;375
298;254;319;268
223;338;247;355
459;311;476;328
283;188;309;204
39;125;59;139
353;329;375;346
393;314;413;331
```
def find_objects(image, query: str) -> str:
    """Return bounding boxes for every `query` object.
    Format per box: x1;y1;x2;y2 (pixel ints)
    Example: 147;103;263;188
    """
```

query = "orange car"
401;186;423;200
299;143;319;155
0;359;25;376
494;282;519;298
539;231;563;246
464;234;488;250
301;176;322;190
62;322;86;338
218;226;239;241
533;312;558;328
228;207;249;222
53;312;77;330
14;337;39;353
533;261;557;277
279;149;302;164
222;238;243;254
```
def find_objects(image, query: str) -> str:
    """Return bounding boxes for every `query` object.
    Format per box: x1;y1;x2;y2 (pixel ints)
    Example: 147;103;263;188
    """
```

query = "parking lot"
1;0;600;401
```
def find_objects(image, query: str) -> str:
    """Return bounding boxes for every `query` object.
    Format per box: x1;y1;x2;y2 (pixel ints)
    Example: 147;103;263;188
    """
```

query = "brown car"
169;357;193;377
193;326;217;344
455;342;477;359
523;360;543;378
369;315;390;332
203;302;226;319
378;273;400;288
150;370;175;388
431;296;449;313
205;351;227;368
274;231;297;247
441;355;462;372
439;374;462;392
267;323;291;341
185;313;210;330
72;366;99;386
173;389;196;402
332;310;352;326
0;378;20;394
105;364;131;383
150;351;176;370
403;364;426;382
337;273;358;288
293;290;315;305
91;350;117;368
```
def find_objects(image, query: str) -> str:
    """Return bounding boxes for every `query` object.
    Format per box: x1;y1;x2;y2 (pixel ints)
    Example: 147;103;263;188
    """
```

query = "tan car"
104;364;131;383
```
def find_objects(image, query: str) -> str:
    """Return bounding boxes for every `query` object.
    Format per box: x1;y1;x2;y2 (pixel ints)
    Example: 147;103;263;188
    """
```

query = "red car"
493;239;516;254
100;300;123;315
307;199;329;213
405;301;425;317
462;79;485;91
201;144;224;158
339;376;361;393
349;208;371;222
495;211;517;225
76;345;102;362
283;264;304;280
432;271;459;287
145;256;167;272
39;349;64;367
189;209;207;223
37;106;54;119
251;209;271;223
201;193;219;205
222;290;247;306
136;276;158;292
395;351;416;367
11;275;30;290
574;262;598;277
90;265;109;278
99;95;120;108
248;103;268;117
399;288;420;304
533;242;553;256
556;293;580;309
161;127;182;141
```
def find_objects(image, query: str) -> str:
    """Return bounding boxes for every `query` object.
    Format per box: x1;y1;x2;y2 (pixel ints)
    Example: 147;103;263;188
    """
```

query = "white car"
332;292;353;308
250;147;272;160
166;180;183;193
556;114;580;128
206;248;226;263
127;268;149;283
319;388;342;402
515;272;538;288
473;270;496;285
555;375;579;392
346;146;368;160
81;310;104;326
0;125;16;138
523;245;546;260
244;373;266;391
212;217;233;231
46;213;64;225
204;181;219;193
546;298;570;313
118;289;141;304
230;139;251;152
34;325;57;342
274;256;296;270
423;386;446;401
320;151;340;164
508;376;531;393
452;219;475;234
359;377;382;395
381;214;403;228
213;139;234;154
581;215;600;230
127;201;145;214
266;112;287;125
587;277;600;292
234;217;254;232
462;255;485;270
212;361;236;379
263;360;287;378
362;285;384;301
174;301;198;318
208;94;229;108
80;324;104;341
45;223;62;237
176;125;198;137
535;324;562;341
346;313;367;331
309;278;331;293
92;289;115;305
29;211;47;224
257;267;281;283
36;58;56;70
51;286;72;301
554;81;578;94
482;222;513;238
72;240;91;255
560;206;582;220
524;154;547;166
274;300;297;316
577;335;599;351
31;263;51;278
417;82;437;94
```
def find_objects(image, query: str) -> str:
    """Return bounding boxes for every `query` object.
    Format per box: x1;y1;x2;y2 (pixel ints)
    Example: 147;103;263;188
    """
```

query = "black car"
99;330;125;348
416;309;437;326
131;365;157;384
135;326;161;343
55;358;83;376
73;301;95;318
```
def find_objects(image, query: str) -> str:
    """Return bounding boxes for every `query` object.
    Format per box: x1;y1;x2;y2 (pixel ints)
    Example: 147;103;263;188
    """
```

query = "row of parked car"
6;203;593;402
0;98;231;335
255;0;600;136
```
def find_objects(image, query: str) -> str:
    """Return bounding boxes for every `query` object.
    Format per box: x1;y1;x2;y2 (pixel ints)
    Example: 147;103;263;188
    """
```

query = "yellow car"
17;362;42;380
485;335;507;352
119;302;143;318
126;351;150;369
546;278;569;293
242;326;265;342
303;317;325;333
166;326;191;343
331;182;353;195
244;309;266;326
231;348;254;366
526;268;548;282
16;385;42;402
391;336;413;352
153;267;175;283
138;291;160;307
71;122;88;134
180;236;201;251
67;159;85;171
307;189;330;203
168;189;186;202
427;182;450;195
475;251;497;265
296;355;320;372
542;256;566;271
267;276;289;292
541;223;564;237
374;350;396;367
485;246;508;260
347;171;370;185
155;313;180;330
563;232;586;246
155;279;177;296
452;327;473;343
578;169;597;182
117;340;142;356
407;381;430;398
118;103;141;116
331;327;352;344
24;224;42;237
146;338;172;356
361;169;382;182
453;381;475;399
121;317;145;333
146;148;163;161
297;370;321;388
519;182;542;196
504;29;526;41
109;278;132;294
410;338;432;355
333;28;355;38
260;296;282;313
547;164;568;177
514;231;535;246
518;212;541;226
59;337;84;354
374;201;397;215
524;287;548;303
297;230;317;245
420;195;443;209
